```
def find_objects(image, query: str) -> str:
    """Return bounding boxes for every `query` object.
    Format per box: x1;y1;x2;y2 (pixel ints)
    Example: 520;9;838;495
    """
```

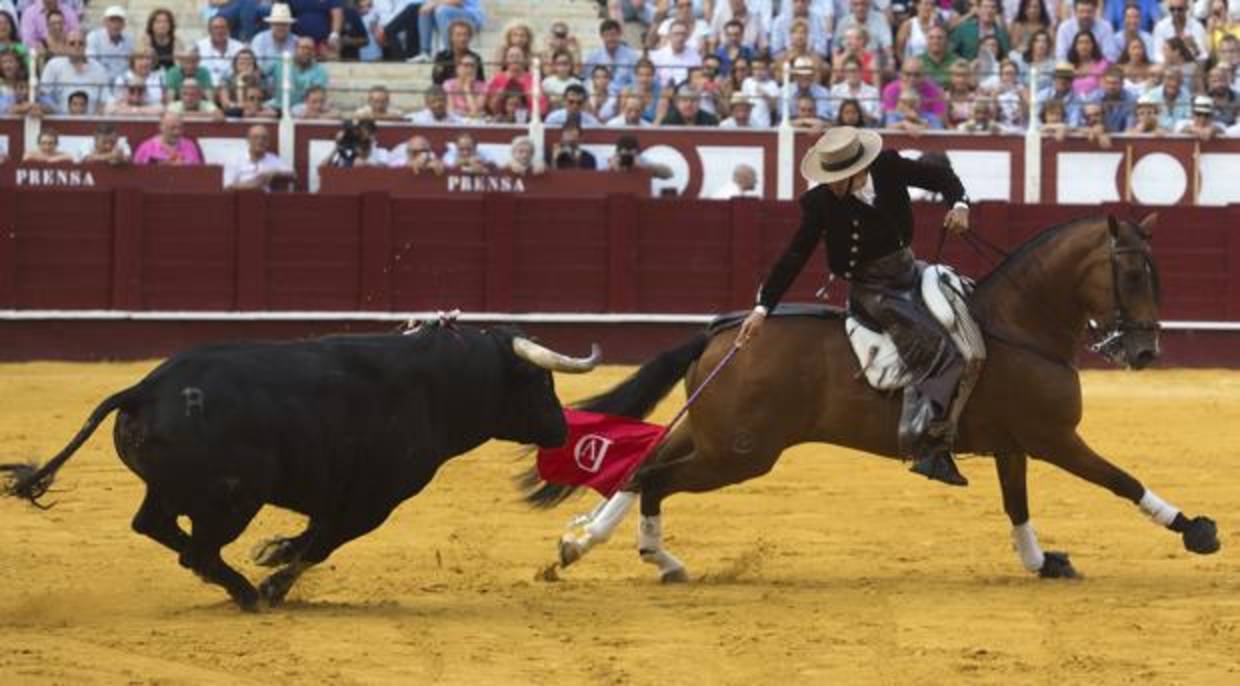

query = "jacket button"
852;220;859;227
851;245;859;253
844;271;852;278
851;232;859;239
849;259;856;266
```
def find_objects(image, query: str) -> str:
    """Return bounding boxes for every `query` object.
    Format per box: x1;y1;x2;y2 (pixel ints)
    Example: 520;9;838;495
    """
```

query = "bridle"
959;220;1161;367
1086;233;1162;364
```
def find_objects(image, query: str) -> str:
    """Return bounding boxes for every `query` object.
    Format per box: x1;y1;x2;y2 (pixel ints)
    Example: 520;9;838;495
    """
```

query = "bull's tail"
519;332;711;508
1;385;142;507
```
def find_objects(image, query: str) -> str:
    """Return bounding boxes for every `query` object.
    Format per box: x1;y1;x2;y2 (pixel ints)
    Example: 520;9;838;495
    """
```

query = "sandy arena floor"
0;361;1238;684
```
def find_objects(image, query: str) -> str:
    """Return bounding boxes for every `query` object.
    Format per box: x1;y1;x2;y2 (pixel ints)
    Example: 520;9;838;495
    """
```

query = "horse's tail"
1;385;143;508
519;332;711;508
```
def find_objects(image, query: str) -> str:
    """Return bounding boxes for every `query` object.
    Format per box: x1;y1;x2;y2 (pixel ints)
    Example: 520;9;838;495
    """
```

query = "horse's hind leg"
1031;432;1220;558
994;452;1075;579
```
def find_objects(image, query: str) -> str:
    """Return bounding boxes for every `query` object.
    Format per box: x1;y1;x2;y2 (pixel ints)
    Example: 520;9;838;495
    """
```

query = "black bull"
1;324;599;610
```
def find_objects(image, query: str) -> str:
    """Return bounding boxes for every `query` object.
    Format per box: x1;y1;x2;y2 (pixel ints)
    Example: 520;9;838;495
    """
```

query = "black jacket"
757;150;966;311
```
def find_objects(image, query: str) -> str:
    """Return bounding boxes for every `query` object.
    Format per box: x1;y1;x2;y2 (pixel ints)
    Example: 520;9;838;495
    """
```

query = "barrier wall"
1;188;1237;364
7;115;1240;205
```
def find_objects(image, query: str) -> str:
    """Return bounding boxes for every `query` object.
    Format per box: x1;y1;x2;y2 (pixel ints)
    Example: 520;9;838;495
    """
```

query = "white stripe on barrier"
0;310;1238;330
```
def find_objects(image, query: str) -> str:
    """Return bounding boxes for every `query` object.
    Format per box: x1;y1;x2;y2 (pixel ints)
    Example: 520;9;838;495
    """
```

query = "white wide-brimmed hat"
799;126;883;185
266;3;295;24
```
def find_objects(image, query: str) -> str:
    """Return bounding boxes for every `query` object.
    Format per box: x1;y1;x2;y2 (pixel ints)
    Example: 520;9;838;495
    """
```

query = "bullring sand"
1;362;1238;684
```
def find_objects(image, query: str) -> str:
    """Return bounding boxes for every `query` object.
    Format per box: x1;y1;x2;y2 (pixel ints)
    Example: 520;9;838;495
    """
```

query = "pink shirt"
19;1;80;48
1072;60;1109;97
133;135;203;165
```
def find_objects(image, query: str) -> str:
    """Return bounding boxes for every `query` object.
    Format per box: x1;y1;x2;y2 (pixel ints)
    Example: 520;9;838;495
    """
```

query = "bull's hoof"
1038;551;1079;579
1183;516;1221;555
660;567;689;584
233;586;261;613
258;571;296;608
558;538;583;568
536;563;561;582
251;537;298;567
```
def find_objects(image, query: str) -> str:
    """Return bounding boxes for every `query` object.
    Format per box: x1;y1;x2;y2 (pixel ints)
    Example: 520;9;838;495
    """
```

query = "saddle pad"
846;265;976;391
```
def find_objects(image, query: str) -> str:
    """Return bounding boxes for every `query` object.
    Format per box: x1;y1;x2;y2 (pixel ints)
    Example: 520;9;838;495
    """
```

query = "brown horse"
528;213;1221;582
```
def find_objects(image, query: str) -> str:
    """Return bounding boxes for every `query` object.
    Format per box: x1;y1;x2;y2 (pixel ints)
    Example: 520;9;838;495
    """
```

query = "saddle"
708;266;985;392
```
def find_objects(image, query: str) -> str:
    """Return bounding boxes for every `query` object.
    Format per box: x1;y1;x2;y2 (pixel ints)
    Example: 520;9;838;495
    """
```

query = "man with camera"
547;117;598;170
325;118;390;167
605;134;673;179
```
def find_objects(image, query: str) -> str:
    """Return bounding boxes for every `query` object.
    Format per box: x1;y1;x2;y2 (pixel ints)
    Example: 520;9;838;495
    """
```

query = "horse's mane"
972;216;1097;294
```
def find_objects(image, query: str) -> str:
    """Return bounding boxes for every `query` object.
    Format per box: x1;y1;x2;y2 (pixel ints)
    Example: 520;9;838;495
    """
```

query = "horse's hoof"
1183;516;1221;555
1038;551;1079;579
660;568;689;584
558;538;583;568
251;537;296;567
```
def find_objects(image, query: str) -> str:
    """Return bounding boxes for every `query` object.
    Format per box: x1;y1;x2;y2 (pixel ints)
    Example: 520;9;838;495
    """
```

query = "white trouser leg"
1138;489;1180;528
561;491;637;564
1011;521;1045;572
638;515;686;577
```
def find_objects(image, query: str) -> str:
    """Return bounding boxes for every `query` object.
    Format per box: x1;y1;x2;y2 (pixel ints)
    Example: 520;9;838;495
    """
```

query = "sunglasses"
566;97;584;104
1169;6;1186;11
67;40;84;46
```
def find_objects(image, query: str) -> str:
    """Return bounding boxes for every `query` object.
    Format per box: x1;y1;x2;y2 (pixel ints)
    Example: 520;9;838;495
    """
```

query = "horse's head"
1080;214;1162;369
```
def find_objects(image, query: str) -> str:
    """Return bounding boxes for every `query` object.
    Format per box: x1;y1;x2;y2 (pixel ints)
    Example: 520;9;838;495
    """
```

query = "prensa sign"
15;167;97;187
445;174;526;193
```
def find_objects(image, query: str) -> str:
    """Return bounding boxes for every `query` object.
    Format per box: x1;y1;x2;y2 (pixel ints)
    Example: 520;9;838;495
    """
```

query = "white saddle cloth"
845;265;986;390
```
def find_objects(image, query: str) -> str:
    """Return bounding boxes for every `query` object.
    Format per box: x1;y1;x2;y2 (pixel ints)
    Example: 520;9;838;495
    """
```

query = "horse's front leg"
994;451;1076;578
1030;433;1220;557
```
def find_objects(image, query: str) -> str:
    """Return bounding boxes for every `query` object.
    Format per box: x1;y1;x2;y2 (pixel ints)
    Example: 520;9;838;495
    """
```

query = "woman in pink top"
442;53;486;120
485;45;548;117
1069;30;1109;97
134;112;204;165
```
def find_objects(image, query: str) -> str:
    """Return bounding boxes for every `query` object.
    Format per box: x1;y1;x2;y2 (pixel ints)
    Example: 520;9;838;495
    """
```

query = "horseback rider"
736;127;974;487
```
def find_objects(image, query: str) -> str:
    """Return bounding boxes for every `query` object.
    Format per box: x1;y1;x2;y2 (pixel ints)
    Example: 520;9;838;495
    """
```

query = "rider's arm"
755;191;825;313
895;153;968;208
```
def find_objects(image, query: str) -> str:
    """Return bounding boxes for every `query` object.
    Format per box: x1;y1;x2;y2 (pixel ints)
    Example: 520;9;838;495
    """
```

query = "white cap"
103;5;126;20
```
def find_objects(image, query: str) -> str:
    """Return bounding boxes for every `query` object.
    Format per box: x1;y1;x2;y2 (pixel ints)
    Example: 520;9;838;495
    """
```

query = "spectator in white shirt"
741;55;781;126
406;84;464;124
770;0;831;57
650;19;703;87
834;0;893;57
719;92;756;126
828;56;880;122
1152;0;1208;63
85;5;134;83
710;163;760;198
606;94;651;126
1056;0;1118;61
225;124;295;190
711;0;770;53
652;0;710;53
198;15;246;84
39;29;108;113
251;4;299;76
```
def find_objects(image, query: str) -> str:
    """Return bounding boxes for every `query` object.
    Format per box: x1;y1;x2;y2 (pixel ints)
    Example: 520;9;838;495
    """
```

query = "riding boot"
910;448;968;487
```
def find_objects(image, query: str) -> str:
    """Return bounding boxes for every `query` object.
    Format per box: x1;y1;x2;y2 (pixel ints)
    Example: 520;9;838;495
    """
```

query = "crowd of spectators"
1;0;1239;141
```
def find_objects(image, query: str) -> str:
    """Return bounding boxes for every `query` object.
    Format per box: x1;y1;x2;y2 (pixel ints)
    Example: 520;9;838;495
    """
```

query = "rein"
959;226;1158;368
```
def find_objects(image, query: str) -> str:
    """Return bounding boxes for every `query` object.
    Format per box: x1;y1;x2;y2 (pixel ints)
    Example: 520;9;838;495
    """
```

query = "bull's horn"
512;338;601;373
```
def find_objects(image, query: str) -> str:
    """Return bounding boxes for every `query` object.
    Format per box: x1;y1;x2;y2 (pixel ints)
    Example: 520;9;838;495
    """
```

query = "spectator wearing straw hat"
663;84;720;125
1127;90;1168;133
1035;61;1089;126
252;3;300;75
85;6;134;82
782;55;830;120
1175;95;1226;139
719;91;756;127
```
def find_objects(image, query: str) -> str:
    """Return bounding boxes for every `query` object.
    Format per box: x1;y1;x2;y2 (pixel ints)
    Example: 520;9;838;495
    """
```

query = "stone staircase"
86;0;608;112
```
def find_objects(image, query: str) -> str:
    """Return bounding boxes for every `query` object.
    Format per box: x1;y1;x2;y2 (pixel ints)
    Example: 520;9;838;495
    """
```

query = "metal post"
24;46;40;155
529;56;545;165
776;61;795;200
278;51;295;170
1023;66;1041;203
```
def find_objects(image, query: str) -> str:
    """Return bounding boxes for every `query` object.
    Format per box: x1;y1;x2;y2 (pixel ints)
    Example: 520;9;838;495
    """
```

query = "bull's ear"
1138;212;1158;239
1107;214;1120;239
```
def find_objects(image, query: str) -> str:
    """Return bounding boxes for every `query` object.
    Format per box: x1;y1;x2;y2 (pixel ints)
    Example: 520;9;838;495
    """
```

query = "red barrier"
0;188;1237;363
